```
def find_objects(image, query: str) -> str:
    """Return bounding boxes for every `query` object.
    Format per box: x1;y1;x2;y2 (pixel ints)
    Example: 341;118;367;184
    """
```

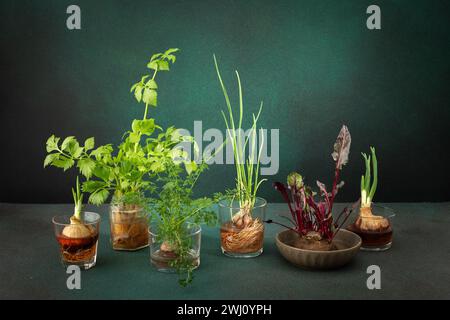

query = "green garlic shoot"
213;54;267;211
72;176;84;220
360;147;377;208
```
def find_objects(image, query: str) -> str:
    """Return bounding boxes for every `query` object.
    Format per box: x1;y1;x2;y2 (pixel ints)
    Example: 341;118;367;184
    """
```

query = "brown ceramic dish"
276;229;361;269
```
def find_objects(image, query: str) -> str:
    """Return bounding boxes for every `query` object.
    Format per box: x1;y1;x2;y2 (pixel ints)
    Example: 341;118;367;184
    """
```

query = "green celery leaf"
46;135;60;152
84;137;95;151
90;145;113;159
61;136;75;151
92;166;111;181
72;145;83;158
43;153;59;167
82;180;106;193
89;189;109;205
77;158;96;179
52;156;74;171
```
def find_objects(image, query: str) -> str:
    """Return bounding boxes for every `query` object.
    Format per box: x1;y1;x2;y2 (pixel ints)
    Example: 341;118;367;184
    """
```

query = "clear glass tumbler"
109;204;149;251
347;204;395;251
52;212;100;270
149;223;201;273
218;197;267;258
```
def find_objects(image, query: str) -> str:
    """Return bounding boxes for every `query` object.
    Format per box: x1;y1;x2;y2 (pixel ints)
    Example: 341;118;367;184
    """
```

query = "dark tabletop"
0;202;449;300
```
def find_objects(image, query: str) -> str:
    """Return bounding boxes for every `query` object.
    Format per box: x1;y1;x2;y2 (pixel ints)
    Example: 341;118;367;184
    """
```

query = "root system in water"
57;232;98;263
347;223;393;247
347;206;393;247
151;249;199;270
110;208;148;250
220;217;264;254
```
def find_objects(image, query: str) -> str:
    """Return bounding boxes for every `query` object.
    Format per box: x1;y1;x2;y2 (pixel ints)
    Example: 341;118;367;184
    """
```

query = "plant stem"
143;67;158;120
143;103;149;120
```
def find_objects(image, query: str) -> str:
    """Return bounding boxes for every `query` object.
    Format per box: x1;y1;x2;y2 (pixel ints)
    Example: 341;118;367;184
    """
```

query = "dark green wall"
1;0;449;203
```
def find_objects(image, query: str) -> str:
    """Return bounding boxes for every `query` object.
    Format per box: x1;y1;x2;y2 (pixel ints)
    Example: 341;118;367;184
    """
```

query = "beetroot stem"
265;219;300;235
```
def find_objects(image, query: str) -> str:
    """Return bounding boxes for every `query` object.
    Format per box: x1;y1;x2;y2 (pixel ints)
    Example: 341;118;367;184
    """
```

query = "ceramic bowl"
276;229;361;269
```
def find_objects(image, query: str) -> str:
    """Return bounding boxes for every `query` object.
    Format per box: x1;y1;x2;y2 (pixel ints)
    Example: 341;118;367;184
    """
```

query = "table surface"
0;202;449;300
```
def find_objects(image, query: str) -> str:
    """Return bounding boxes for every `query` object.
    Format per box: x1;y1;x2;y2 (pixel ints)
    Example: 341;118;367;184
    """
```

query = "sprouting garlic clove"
235;217;243;228
243;214;252;227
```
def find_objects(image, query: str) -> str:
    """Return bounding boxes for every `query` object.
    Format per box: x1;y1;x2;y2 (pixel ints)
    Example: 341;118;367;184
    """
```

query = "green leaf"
120;180;129;190
164;48;179;55
162;181;175;190
91;145;113;159
77;158;96;179
61;136;75;151
43;153;59;167
72;145;83;158
84;137;95;151
139;119;155;135
129;132;140;143
146;79;158;89
82;180;106;193
130;82;138;93
155;144;164;153
142;88;157;106
142;88;151;104
60;137;82;158
132;119;140;133
150;53;163;62
169;148;182;159
166;55;176;63
147;61;158;70
92;166;111;181
171;129;182;141
157;60;169;71
46;135;60;152
185;161;197;175
52;156;74;171
119;160;133;175
89;189;109;205
134;85;143;102
150;161;164;172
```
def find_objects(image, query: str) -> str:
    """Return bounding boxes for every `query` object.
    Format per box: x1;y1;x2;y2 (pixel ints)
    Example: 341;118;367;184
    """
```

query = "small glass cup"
149;223;201;273
218;197;266;258
52;212;100;270
347;204;395;251
109;204;149;251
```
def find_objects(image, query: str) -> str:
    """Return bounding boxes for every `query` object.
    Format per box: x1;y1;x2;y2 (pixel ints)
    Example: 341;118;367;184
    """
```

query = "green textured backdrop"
1;0;449;203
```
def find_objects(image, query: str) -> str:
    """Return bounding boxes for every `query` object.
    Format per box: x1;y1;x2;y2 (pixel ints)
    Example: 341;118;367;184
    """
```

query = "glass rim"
110;205;144;214
52;212;101;226
360;203;396;219
218;196;267;209
148;222;202;237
